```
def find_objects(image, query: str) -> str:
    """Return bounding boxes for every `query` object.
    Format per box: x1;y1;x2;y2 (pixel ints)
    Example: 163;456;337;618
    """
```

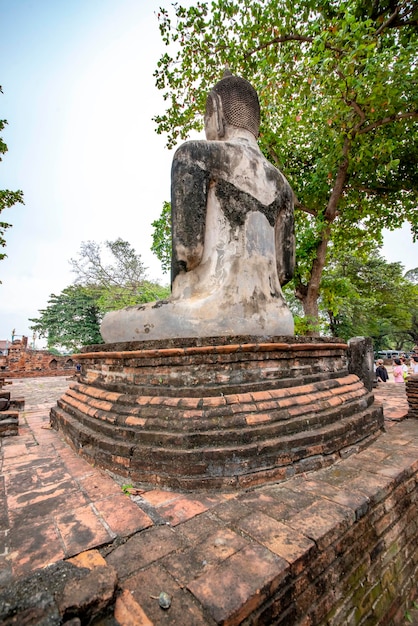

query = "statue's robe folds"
100;137;295;343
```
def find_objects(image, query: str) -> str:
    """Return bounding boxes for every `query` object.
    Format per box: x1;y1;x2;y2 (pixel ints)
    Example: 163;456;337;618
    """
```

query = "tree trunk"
295;147;350;335
299;227;330;335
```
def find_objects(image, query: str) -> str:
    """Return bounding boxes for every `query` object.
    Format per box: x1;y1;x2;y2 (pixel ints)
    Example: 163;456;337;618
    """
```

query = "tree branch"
324;138;351;221
293;195;317;217
243;33;342;60
375;0;412;35
348;184;393;194
349;100;367;130
357;111;418;134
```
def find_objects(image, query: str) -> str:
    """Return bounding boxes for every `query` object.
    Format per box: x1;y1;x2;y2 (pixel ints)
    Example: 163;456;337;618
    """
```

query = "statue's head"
205;72;260;140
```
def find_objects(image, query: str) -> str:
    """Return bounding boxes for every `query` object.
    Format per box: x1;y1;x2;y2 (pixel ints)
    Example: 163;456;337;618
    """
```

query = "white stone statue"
101;73;295;342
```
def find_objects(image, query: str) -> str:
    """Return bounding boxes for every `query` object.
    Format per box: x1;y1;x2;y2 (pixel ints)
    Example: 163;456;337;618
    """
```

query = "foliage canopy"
151;200;172;275
0;87;24;267
29;285;103;353
31;239;170;352
70;238;170;312
154;0;418;330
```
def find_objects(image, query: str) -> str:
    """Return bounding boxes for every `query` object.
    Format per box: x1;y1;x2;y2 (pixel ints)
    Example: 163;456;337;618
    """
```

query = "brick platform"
51;337;384;490
0;378;417;625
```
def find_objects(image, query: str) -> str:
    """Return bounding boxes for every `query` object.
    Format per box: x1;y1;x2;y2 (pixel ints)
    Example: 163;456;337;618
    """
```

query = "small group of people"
375;353;418;384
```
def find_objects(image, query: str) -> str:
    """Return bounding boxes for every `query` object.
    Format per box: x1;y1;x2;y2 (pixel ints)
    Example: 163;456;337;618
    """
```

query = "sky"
0;0;417;348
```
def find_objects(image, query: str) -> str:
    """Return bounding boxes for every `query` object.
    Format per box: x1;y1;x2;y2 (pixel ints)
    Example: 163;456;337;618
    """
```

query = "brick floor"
0;376;415;625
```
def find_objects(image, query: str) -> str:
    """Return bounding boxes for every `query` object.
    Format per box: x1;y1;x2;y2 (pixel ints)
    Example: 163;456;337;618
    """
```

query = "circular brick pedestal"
50;336;384;490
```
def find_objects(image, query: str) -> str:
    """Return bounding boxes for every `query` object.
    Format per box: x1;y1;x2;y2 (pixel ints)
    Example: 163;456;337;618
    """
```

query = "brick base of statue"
50;336;384;491
406;374;418;418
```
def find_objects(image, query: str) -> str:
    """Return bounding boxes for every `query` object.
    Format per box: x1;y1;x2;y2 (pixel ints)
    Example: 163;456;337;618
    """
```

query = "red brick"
180;409;204;419
94;494;153;536
238;511;315;572
178;397;201;408
55;503;113;557
124;563;208;624
160;397;181;407
201;396;227;407
106;526;184;579
164;527;249;586
141;490;182;507
215;344;241;354
114;589;154;626
156;496;209;526
250;390;273;402
286;499;354;549
246;413;272;425
188;543;289;625
135;396;153;406
125;416;147;427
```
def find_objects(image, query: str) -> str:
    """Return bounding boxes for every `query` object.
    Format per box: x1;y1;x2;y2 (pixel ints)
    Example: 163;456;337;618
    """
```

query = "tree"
154;0;418;332
31;239;170;351
317;250;418;348
404;267;418;345
1;87;24;266
29;285;103;352
405;268;418;285
70;238;169;311
151;201;171;275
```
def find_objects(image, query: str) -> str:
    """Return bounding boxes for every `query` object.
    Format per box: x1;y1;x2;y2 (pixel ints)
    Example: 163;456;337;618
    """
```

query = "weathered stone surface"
57;564;117;620
347;336;375;392
0;561;117;625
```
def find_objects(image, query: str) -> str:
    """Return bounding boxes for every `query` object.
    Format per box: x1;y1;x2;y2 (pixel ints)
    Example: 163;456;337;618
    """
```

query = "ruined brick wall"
2;338;75;379
318;477;416;624
248;459;418;625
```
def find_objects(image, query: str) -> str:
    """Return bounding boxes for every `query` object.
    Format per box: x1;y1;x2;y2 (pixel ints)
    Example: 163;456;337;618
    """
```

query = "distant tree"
317;250;418;349
404;268;418;346
151;201;171;275
29;285;103;352
0;87;24;267
31;239;170;351
70;238;169;311
405;268;418;285
154;0;418;332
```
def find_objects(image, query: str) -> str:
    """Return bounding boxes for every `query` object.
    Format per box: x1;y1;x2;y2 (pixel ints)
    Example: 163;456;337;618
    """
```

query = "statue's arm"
171;142;211;285
274;183;295;286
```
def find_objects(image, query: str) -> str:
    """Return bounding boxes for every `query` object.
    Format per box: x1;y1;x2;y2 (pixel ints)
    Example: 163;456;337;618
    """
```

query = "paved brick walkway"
0;376;415;624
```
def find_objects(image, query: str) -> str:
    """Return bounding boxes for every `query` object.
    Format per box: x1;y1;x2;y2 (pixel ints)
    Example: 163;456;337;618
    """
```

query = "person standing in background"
375;359;389;382
410;355;418;375
393;358;405;383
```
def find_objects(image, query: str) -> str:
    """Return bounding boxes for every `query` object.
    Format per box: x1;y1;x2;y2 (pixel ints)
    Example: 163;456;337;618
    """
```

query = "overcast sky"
1;0;417;347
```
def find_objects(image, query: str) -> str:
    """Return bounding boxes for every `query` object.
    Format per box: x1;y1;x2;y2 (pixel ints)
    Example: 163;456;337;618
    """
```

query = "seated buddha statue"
100;72;295;342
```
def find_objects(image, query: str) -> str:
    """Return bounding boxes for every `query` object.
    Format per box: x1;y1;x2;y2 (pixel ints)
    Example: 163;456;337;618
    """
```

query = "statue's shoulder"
174;139;209;156
173;139;228;166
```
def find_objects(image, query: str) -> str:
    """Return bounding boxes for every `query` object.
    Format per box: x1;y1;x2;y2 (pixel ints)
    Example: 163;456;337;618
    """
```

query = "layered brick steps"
55;375;372;443
51;373;383;490
74;341;350;398
0;411;19;437
0;391;23;437
50;337;384;490
406;374;418;417
10;397;25;410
